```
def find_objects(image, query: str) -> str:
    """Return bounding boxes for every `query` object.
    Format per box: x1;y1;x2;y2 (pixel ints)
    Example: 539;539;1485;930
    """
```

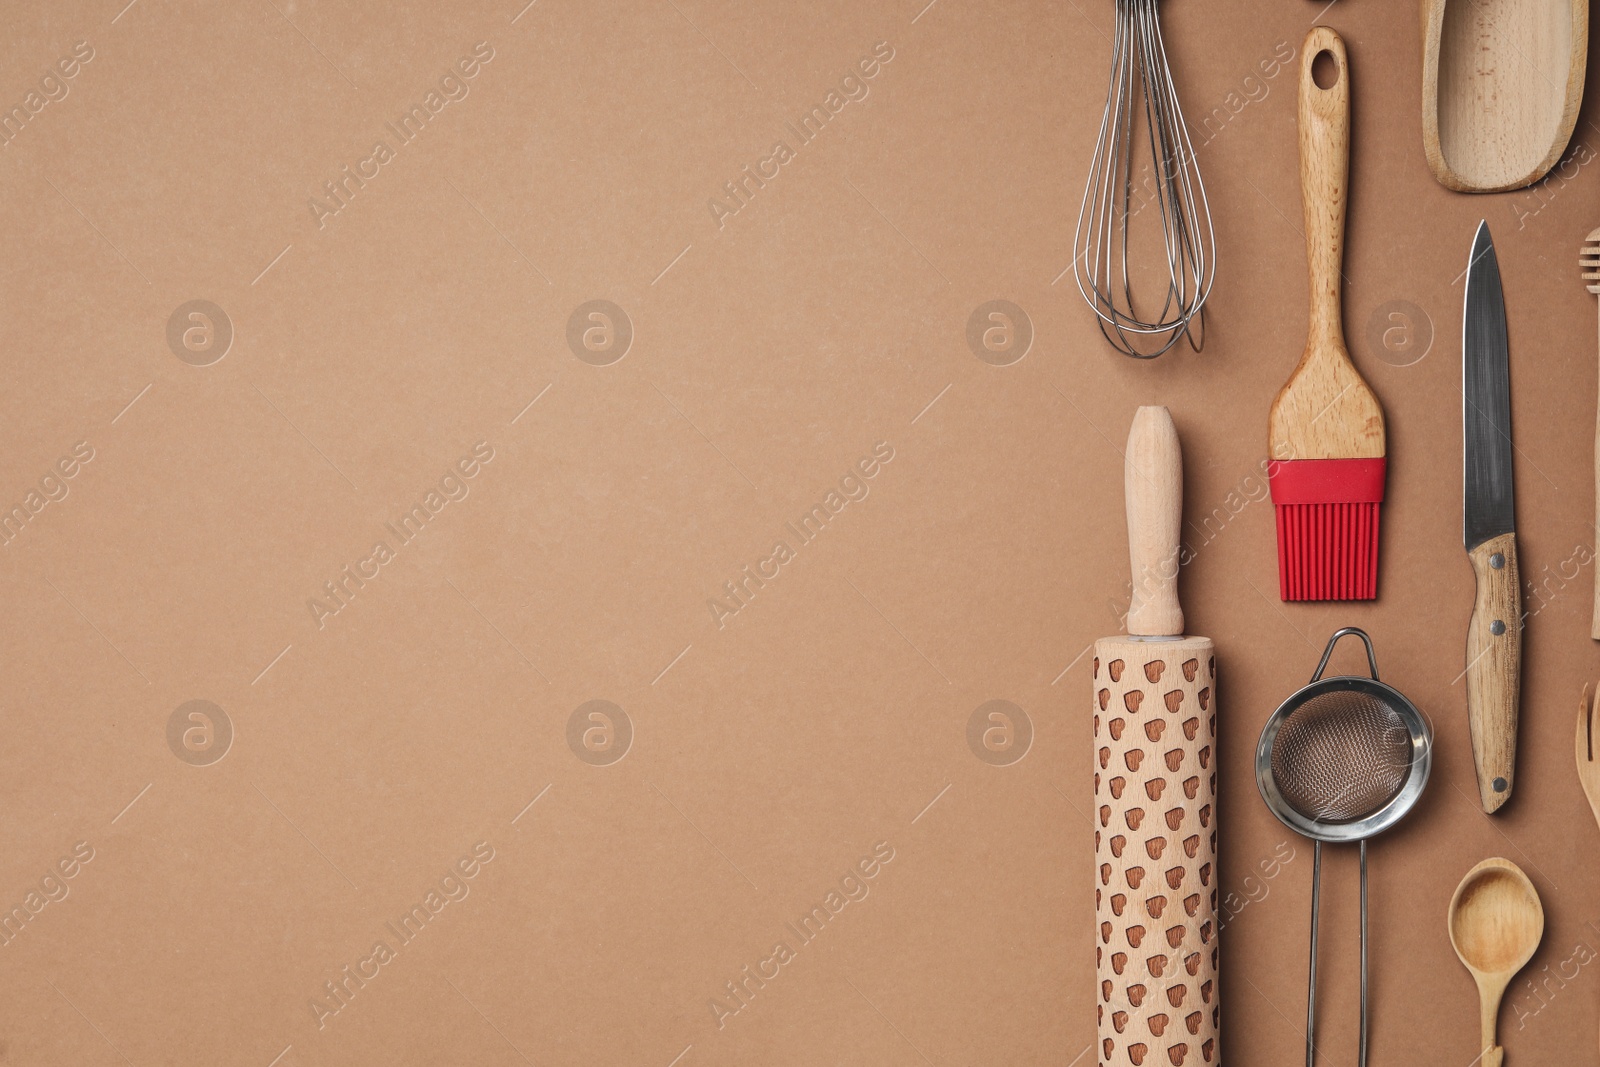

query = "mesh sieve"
1254;627;1435;1067
1269;687;1415;823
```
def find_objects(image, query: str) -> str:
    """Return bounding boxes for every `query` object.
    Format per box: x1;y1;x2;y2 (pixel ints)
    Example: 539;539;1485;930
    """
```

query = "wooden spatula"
1583;230;1600;638
1421;0;1587;192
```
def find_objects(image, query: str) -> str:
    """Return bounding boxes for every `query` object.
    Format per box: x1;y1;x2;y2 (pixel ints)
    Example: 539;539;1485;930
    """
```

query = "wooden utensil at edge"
1578;686;1600;1057
1421;0;1586;192
1577;685;1600;830
1094;407;1219;1067
1447;858;1545;1067
1583;230;1600;639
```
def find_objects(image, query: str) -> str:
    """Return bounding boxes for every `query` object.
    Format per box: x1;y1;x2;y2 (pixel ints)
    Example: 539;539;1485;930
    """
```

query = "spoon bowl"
1448;858;1544;1067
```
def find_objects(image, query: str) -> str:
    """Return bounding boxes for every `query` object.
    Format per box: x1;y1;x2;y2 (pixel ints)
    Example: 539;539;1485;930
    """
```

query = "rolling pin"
1094;406;1218;1067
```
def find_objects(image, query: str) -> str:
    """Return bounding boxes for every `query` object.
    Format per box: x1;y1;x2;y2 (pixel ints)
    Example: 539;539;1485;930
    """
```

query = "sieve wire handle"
1309;626;1380;684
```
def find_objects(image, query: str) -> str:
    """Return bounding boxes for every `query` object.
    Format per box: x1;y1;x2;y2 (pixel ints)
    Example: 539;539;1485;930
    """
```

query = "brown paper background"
2;0;1598;1064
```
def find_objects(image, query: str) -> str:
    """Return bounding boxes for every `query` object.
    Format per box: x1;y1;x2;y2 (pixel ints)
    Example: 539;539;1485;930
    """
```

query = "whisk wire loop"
1074;0;1215;359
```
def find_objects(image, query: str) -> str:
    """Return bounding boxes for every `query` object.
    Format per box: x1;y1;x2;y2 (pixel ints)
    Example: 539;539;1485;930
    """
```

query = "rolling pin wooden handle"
1124;406;1184;638
1299;26;1350;352
1466;532;1522;813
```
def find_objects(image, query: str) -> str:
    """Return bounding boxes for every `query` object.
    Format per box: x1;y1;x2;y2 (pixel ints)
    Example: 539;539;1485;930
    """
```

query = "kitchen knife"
1463;219;1522;814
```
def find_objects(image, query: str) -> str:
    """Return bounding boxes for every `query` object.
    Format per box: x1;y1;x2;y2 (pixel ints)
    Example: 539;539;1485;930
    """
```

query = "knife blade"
1462;219;1522;814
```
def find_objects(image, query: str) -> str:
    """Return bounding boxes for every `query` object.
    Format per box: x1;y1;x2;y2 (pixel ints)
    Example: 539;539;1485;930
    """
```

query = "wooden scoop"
1447;858;1544;1067
1421;0;1587;192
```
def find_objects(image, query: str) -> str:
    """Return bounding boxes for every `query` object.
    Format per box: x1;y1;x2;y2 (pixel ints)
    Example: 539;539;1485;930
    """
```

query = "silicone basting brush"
1268;27;1386;601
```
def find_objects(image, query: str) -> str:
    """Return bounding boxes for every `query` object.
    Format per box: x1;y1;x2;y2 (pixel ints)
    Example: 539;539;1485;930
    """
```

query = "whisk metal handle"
1299;27;1350;352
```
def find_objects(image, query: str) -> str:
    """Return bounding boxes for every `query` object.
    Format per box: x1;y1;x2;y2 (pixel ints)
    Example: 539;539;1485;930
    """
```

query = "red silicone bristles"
1274;501;1381;601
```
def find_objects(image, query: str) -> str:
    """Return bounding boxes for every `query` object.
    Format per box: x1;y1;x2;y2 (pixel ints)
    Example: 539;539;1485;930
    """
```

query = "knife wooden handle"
1466;532;1522;813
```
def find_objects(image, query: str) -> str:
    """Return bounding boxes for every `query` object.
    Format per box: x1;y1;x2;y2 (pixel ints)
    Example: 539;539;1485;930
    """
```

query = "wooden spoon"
1421;0;1587;192
1447;858;1544;1067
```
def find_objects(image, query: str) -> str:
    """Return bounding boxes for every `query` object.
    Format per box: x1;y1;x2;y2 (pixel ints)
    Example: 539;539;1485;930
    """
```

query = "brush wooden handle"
1126;407;1183;638
1301;26;1349;353
1094;636;1218;1067
1270;26;1385;463
1466;533;1522;812
1594;301;1600;640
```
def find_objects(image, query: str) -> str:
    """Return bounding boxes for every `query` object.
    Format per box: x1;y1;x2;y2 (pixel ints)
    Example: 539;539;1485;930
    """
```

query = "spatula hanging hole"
1311;49;1339;90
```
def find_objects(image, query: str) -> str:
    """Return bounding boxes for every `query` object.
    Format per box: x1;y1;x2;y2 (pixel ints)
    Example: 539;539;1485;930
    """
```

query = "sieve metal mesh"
1269;688;1414;823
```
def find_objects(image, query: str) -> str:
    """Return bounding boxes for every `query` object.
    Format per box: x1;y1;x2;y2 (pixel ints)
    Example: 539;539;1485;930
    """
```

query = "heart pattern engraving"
1093;642;1218;1067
